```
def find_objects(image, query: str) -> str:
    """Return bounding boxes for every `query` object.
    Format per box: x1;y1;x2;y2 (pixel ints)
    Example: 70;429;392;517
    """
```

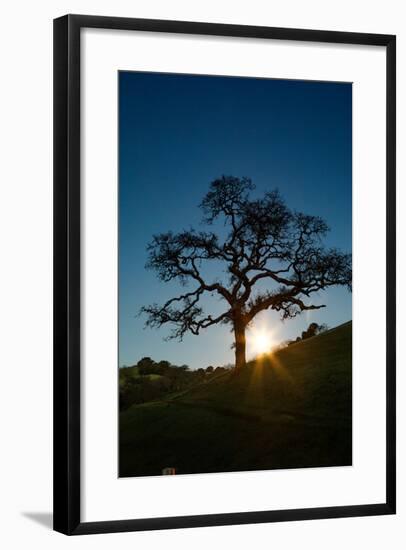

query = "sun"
250;328;273;356
253;332;271;355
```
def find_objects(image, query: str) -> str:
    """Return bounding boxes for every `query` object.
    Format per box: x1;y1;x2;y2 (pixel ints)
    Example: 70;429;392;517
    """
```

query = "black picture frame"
53;14;396;536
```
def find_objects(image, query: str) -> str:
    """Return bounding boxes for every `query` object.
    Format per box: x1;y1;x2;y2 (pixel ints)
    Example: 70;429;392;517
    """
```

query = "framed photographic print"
53;15;396;535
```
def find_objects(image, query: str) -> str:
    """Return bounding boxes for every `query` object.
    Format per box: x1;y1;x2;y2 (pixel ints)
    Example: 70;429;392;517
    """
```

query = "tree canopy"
141;176;351;369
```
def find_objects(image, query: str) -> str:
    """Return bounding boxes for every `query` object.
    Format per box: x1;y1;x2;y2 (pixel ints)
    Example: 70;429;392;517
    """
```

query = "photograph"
118;71;353;478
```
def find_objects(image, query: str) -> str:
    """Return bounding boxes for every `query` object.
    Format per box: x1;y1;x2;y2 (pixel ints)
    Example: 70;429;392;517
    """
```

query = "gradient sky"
119;71;352;370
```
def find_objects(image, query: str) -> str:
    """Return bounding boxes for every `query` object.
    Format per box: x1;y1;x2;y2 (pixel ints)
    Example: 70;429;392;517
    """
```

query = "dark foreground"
119;321;352;477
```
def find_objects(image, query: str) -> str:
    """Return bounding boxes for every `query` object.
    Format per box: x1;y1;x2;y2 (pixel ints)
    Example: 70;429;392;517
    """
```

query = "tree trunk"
234;320;247;370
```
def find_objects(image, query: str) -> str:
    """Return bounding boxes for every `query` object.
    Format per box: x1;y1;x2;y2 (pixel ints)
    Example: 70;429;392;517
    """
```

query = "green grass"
119;321;352;477
119;365;139;378
144;373;163;381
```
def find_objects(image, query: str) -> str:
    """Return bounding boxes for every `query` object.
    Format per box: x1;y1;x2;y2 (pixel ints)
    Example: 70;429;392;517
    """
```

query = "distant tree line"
119;357;230;411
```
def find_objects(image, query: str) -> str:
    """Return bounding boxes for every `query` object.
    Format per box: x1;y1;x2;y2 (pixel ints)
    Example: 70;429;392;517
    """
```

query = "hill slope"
119;321;352;477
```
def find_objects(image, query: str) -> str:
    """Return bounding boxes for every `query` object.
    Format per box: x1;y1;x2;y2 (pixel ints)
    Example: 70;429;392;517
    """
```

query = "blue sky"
119;71;352;369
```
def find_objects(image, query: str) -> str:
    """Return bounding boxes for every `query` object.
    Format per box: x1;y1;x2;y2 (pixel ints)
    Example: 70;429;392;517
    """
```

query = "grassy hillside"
119;321;352;477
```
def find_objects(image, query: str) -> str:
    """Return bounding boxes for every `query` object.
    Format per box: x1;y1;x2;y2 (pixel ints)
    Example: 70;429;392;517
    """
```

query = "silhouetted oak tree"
141;176;351;370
